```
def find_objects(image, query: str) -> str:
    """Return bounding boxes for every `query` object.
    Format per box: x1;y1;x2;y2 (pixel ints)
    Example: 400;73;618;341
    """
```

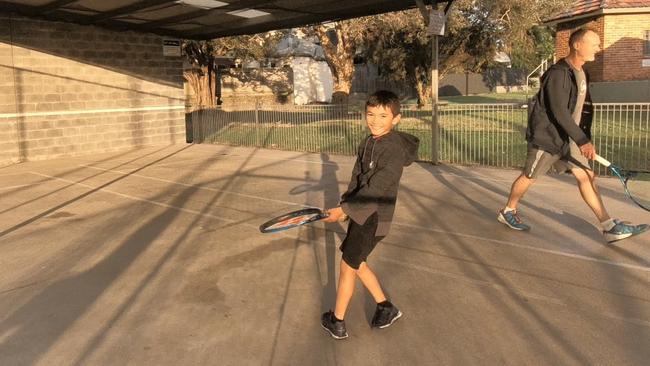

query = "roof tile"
548;0;650;22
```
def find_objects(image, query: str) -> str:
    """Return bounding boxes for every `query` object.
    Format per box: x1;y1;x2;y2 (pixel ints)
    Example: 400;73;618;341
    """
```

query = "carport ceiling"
0;0;424;39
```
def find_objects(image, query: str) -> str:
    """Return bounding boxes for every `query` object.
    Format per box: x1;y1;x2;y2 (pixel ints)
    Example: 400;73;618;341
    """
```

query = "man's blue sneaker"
604;220;649;243
497;209;531;231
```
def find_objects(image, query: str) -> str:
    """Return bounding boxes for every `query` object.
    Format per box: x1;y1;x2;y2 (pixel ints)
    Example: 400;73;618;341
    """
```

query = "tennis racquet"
259;208;347;233
595;154;650;212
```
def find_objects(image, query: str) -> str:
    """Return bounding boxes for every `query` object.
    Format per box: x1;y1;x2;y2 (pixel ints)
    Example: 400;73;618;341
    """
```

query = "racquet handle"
322;209;348;222
594;154;612;167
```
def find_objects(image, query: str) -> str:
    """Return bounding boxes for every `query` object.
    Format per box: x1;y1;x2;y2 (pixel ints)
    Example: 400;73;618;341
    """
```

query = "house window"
645;30;650;57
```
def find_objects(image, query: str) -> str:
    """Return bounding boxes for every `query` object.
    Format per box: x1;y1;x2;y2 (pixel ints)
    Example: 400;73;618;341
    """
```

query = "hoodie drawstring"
362;136;376;170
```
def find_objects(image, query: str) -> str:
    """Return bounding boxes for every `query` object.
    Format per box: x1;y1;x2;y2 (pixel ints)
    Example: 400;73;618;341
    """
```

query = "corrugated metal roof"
0;0;452;39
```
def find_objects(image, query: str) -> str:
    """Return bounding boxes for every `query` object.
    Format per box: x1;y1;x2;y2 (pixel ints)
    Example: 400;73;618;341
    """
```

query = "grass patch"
190;105;648;170
440;91;534;104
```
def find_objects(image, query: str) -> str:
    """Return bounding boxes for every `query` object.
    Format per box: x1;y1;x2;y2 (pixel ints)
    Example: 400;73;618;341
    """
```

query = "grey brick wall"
0;13;185;165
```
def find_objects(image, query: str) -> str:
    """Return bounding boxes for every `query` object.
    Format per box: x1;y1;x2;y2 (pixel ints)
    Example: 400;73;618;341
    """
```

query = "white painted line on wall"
0;105;185;119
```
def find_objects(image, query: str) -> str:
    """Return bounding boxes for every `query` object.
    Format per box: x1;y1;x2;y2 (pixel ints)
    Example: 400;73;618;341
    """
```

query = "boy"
320;90;419;339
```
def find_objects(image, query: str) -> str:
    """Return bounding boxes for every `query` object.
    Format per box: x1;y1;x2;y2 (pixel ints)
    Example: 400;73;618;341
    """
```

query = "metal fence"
187;102;650;172
188;104;364;156
591;103;649;175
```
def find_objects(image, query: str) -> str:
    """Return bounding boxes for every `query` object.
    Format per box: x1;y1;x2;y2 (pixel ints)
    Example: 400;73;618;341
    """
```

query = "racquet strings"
626;171;650;210
265;212;323;231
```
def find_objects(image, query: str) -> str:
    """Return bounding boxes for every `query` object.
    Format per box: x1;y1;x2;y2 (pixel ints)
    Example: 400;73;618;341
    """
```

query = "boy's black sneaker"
321;311;348;339
371;303;402;329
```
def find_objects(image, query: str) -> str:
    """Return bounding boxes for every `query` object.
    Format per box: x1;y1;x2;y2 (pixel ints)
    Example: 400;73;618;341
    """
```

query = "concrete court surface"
0;143;649;366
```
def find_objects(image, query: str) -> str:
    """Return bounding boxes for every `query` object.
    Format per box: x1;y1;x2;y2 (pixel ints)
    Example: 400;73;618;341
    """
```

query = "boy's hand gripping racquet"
594;154;650;212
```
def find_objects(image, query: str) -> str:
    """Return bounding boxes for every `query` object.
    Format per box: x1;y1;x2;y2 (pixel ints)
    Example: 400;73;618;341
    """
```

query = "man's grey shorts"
523;141;591;178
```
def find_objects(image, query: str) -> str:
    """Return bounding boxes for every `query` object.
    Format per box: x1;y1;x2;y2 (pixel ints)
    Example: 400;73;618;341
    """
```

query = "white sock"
503;207;516;213
601;218;616;231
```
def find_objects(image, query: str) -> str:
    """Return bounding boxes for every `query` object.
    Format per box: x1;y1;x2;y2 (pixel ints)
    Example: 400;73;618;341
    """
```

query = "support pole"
431;34;439;164
430;0;440;165
417;0;453;164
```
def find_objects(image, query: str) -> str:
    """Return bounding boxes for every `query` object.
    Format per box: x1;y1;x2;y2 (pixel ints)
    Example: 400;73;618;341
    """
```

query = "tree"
483;0;572;70
183;41;218;109
365;6;500;105
313;21;367;103
509;25;556;70
364;0;572;105
183;32;283;109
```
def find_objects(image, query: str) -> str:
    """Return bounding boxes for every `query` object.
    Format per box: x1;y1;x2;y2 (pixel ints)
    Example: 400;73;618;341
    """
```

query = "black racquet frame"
259;208;329;233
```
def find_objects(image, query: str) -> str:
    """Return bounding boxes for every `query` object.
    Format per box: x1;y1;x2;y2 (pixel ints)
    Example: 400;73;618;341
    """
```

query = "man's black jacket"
526;58;594;155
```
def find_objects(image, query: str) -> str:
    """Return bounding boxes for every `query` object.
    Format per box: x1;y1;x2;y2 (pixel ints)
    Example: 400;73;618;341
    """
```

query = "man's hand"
579;142;596;160
322;207;347;223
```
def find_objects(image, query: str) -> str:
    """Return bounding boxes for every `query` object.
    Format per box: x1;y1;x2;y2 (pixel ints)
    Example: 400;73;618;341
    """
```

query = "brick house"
545;1;650;84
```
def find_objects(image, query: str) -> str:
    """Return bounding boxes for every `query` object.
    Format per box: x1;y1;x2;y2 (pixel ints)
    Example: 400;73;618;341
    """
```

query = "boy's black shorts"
339;212;384;270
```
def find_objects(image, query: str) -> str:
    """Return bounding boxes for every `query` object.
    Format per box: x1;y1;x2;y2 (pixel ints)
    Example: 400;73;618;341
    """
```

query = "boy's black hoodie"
526;58;594;155
340;130;419;236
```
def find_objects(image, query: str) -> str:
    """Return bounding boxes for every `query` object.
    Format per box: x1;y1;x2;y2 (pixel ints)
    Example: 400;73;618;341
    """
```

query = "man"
497;28;648;243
